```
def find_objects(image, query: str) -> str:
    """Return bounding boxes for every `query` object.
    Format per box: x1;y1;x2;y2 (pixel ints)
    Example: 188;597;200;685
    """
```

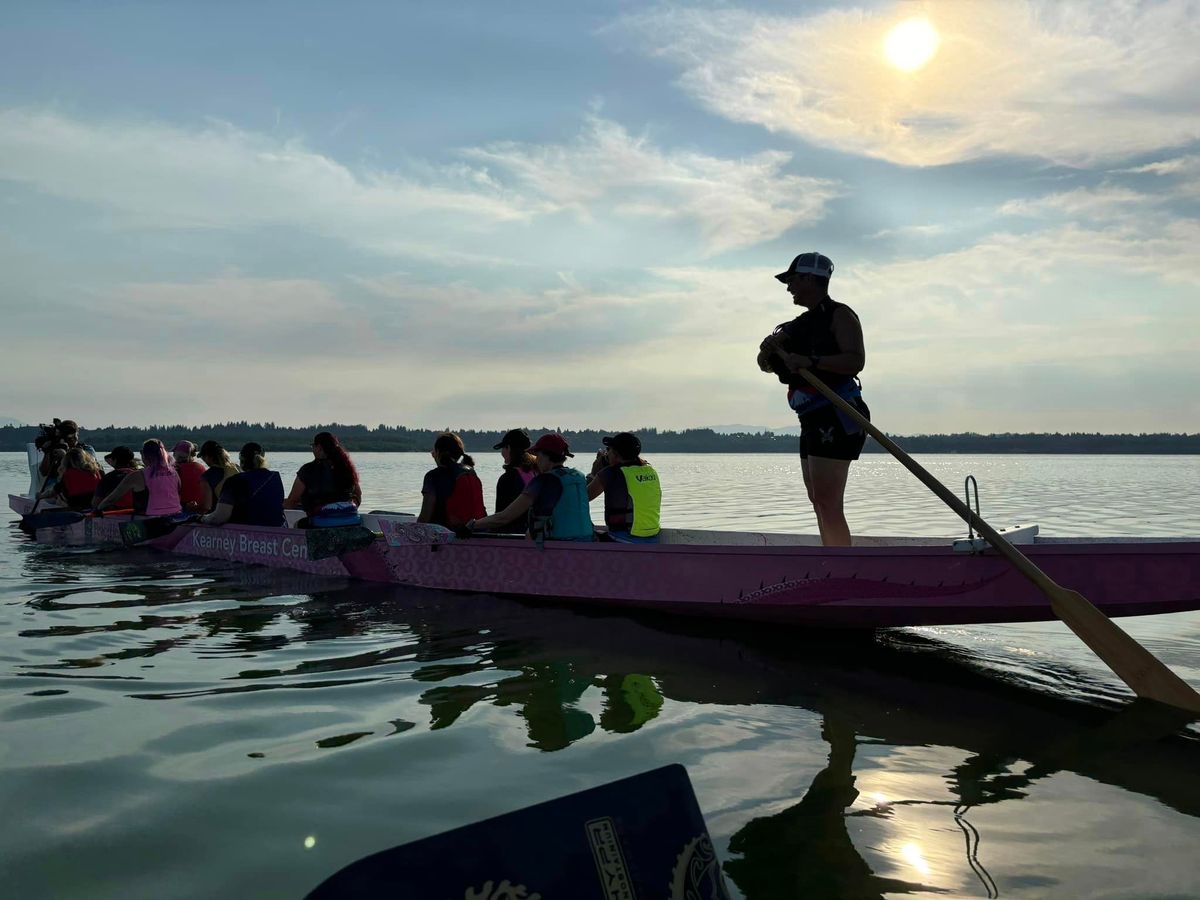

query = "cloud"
1117;154;1200;197
869;223;948;239
615;1;1200;166
0;107;836;260
997;185;1157;219
463;116;839;254
1121;155;1200;177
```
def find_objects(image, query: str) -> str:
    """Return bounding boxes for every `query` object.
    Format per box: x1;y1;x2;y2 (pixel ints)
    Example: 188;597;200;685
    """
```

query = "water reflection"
11;550;1200;898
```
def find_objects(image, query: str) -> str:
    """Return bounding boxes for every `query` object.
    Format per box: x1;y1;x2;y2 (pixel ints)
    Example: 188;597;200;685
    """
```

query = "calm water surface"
2;451;1199;898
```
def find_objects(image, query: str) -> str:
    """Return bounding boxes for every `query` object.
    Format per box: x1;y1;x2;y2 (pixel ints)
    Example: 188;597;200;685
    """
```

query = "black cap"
105;445;135;467
240;441;264;457
493;428;531;451
602;432;642;458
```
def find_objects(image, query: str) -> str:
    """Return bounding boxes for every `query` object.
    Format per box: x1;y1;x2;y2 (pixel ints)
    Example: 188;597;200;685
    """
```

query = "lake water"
2;451;1199;898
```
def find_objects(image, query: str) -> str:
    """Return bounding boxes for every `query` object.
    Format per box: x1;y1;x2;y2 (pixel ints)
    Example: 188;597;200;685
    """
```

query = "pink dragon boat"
11;490;1200;629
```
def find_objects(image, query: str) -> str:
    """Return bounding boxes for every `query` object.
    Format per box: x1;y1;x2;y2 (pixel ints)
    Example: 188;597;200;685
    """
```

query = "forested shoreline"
1;424;1196;454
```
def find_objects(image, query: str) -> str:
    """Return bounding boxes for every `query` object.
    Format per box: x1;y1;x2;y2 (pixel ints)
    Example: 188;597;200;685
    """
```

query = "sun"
884;18;940;71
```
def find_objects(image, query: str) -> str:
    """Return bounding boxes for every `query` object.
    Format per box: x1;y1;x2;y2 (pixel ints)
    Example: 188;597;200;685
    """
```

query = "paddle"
793;367;1200;714
20;509;85;532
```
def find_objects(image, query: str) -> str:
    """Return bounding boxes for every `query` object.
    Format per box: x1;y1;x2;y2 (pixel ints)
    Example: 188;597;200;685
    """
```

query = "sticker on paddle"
119;516;187;547
305;764;731;899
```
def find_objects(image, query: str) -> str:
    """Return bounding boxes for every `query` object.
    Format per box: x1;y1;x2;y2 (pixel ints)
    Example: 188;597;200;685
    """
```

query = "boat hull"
17;504;1200;628
374;525;1200;627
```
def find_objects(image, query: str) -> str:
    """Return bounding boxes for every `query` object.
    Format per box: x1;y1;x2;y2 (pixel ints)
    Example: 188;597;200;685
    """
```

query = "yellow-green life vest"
618;464;661;537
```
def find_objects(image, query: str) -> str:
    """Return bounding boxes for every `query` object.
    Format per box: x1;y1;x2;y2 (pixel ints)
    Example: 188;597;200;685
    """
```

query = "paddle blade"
1048;585;1200;714
19;510;84;533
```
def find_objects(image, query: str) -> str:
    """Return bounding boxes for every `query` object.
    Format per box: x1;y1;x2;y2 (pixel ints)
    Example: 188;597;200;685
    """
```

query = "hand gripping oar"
794;367;1200;714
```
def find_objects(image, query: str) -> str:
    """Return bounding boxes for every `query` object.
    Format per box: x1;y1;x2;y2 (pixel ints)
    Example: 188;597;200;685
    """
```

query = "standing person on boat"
55;419;97;456
201;442;286;527
492;429;537;534
198;440;240;513
95;439;183;516
93;446;142;512
51;447;104;511
468;433;594;541
173;441;207;512
417;432;486;529
284;431;363;527
757;252;869;547
586;432;662;544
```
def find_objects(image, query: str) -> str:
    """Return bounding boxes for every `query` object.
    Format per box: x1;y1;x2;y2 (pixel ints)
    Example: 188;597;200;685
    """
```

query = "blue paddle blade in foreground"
18;510;84;533
306;764;731;899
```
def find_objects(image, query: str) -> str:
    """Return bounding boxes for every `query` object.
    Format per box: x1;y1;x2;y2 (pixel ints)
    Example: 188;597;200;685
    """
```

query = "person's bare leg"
807;456;853;547
800;456;827;544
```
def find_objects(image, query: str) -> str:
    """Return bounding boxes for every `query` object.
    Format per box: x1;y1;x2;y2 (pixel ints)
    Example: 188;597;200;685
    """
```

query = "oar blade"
1048;585;1200;714
18;510;84;534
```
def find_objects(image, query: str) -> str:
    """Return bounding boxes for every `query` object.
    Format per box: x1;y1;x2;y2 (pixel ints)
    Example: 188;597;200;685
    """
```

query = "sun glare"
884;18;940;71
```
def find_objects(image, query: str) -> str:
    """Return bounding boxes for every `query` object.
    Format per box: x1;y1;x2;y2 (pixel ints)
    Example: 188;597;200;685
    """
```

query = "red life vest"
177;461;207;510
444;469;486;527
61;468;101;508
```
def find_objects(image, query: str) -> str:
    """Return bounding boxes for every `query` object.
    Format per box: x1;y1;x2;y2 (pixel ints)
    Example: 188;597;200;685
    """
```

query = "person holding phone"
586;432;661;544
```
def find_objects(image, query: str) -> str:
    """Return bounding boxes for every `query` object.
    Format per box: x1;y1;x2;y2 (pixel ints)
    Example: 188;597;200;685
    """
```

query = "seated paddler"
53;447;104;511
586;431;661;543
198;440;241;513
95;439;182;517
173;440;208;513
468;433;594;542
756;251;869;547
417;432;486;529
93;446;143;513
492;428;537;534
284;431;363;527
201;442;285;527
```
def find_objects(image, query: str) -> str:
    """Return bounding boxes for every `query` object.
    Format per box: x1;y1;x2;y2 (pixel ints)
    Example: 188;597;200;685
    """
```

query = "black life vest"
773;297;860;392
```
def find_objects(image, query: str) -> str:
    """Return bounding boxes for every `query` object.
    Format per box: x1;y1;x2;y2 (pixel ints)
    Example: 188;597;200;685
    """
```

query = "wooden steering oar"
794;367;1200;714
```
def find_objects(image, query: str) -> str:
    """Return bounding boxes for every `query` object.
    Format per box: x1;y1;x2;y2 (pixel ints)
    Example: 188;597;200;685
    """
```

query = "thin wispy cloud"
997;186;1158;220
0;108;835;262
616;1;1200;167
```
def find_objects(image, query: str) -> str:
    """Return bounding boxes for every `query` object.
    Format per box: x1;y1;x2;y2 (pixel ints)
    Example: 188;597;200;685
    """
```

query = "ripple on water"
2;452;1200;898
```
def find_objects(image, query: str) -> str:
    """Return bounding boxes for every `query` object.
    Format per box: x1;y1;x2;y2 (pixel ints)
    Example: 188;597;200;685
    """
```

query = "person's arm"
201;502;234;526
416;492;436;524
283;476;306;510
471;493;533;531
96;471;143;511
201;480;215;513
587;465;608;501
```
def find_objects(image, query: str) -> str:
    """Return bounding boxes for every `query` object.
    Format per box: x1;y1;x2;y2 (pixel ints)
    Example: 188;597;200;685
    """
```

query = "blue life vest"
540;467;594;542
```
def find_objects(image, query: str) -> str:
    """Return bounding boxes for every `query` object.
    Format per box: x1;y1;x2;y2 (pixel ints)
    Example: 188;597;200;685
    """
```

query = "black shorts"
799;398;870;461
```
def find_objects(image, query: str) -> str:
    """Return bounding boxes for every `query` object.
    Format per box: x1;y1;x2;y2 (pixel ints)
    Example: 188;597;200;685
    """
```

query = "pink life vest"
143;468;182;516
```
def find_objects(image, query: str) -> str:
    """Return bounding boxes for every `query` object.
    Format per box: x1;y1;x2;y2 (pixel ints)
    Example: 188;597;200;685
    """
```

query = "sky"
1;0;1198;433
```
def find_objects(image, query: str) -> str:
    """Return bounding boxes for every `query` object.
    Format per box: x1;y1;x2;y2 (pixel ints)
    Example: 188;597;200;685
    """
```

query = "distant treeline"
1;423;1196;454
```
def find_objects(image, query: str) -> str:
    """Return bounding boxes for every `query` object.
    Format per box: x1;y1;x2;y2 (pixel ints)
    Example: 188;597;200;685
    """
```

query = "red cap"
529;433;573;458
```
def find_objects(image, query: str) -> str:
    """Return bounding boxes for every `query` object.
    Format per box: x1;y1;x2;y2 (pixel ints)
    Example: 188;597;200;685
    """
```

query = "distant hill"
0;417;25;427
707;423;802;436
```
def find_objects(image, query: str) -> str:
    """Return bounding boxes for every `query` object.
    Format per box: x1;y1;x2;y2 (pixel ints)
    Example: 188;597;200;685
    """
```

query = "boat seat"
953;522;1039;552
